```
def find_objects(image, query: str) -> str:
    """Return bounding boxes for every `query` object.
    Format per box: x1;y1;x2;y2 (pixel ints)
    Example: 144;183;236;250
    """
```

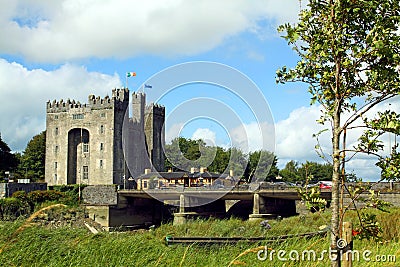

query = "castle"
45;88;165;186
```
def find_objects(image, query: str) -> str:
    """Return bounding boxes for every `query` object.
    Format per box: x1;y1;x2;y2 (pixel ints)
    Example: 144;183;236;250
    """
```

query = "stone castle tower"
45;88;165;186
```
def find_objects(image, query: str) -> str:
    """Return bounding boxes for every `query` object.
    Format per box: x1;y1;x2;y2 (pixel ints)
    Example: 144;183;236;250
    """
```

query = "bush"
0;197;30;220
27;190;64;205
11;191;29;202
52;185;86;206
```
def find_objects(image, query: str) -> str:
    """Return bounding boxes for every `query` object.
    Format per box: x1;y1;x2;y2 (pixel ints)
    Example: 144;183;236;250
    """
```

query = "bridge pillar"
179;194;185;213
249;193;276;221
173;194;197;225
249;194;297;221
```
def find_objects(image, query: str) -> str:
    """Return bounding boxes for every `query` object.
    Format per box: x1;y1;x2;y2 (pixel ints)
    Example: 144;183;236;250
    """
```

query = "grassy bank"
0;208;399;266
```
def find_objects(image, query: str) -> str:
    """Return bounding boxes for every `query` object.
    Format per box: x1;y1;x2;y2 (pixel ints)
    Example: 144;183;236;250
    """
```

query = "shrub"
0;197;30;220
52;185;86;206
11;191;29;202
27;190;64;205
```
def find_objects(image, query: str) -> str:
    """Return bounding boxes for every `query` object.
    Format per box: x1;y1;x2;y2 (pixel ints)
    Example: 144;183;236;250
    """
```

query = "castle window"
83;166;88;180
54;162;57;170
73;114;84;120
55;127;59;135
55;115;59;119
83;143;89;153
100;143;104;151
100;125;104;134
101;113;106;118
54;174;57;183
54;145;59;154
99;160;103;168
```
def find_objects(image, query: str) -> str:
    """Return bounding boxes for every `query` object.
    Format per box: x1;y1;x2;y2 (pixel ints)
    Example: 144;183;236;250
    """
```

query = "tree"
245;150;279;182
297;161;333;183
0;133;18;179
165;137;278;180
277;1;400;265
207;147;230;173
279;160;333;184
18;131;46;181
279;160;301;183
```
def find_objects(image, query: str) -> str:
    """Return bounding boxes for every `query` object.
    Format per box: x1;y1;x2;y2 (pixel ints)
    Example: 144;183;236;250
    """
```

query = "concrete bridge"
118;188;332;200
82;186;332;229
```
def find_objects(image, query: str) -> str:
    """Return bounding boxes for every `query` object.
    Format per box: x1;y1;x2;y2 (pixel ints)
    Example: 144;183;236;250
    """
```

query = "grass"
0;207;399;266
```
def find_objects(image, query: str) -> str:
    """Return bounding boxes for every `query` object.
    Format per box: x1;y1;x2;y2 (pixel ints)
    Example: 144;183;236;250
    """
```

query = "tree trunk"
331;108;341;267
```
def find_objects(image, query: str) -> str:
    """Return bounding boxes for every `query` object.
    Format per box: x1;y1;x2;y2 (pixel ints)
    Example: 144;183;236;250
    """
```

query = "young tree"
277;1;400;265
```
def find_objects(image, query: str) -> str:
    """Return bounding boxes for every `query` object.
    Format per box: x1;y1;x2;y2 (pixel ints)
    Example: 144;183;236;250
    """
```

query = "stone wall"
82;185;118;205
0;182;47;198
45;89;129;186
343;192;400;208
45;89;166;186
346;182;400;192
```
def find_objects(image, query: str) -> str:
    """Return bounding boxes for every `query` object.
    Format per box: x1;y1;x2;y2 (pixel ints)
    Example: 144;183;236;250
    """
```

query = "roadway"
118;188;332;201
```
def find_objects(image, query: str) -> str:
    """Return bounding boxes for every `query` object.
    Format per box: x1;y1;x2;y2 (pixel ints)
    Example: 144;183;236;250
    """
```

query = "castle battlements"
47;88;129;113
132;91;146;99
45;87;165;187
146;103;165;117
46;99;88;112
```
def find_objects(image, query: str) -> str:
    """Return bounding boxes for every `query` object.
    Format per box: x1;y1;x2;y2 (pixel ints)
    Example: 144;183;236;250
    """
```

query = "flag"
126;72;136;77
144;84;152;88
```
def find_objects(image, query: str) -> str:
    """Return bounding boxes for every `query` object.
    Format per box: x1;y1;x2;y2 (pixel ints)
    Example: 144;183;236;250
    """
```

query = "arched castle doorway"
67;128;89;184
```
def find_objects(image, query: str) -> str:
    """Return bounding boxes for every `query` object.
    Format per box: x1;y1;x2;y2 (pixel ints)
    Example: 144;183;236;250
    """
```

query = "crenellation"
146;103;165;117
112;88;129;102
132;91;145;102
45;88;164;186
47;90;132;113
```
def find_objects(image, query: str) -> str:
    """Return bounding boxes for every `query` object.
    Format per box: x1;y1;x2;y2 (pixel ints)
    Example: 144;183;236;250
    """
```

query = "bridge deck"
118;189;332;201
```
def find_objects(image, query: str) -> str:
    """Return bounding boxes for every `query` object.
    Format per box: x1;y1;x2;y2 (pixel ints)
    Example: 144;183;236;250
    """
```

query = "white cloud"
274;100;399;181
230;122;275;153
164;98;398;181
0;0;303;63
275;105;329;161
165;122;184;144
192;128;216;146
0;59;121;151
346;158;382;181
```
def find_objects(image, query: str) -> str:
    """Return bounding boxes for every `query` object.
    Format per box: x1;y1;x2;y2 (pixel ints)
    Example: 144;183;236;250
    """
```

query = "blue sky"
0;0;397;180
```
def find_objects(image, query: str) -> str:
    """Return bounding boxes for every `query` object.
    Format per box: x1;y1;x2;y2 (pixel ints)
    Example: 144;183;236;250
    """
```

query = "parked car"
319;181;332;189
306;182;319;188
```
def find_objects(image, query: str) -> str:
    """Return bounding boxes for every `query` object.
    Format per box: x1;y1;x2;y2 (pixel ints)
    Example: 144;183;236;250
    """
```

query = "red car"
319;181;332;189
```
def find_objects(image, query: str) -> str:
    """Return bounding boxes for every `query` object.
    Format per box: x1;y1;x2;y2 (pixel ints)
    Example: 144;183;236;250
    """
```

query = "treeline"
164;137;335;183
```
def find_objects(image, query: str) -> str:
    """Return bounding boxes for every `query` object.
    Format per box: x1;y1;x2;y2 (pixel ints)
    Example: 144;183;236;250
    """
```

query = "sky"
0;0;398;181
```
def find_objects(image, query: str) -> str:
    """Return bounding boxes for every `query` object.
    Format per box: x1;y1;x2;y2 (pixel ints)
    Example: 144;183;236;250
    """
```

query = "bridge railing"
119;183;304;192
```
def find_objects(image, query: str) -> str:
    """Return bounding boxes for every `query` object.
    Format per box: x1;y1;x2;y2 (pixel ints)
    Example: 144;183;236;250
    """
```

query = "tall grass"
0;208;398;266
